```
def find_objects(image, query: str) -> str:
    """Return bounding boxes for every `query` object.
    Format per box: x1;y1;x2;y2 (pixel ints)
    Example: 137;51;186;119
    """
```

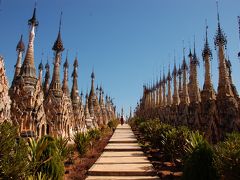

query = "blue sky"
0;0;240;117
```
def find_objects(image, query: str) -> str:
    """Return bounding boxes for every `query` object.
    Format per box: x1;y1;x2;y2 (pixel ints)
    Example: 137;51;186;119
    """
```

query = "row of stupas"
0;7;116;138
135;10;240;143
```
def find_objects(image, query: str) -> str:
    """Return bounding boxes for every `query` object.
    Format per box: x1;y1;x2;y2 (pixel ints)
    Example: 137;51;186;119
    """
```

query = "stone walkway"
86;124;159;180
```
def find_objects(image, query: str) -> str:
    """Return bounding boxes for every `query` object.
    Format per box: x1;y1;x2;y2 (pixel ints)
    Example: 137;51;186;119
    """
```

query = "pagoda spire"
180;52;190;105
38;60;43;85
167;64;172;106
178;64;182;99
162;68;166;107
43;59;50;95
202;23;215;98
14;35;25;80
20;6;39;79
214;1;232;97
89;69;95;98
172;58;180;106
158;72;163;107
84;93;91;119
71;56;80;102
99;86;104;107
62;52;70;96
189;40;201;103
49;12;64;97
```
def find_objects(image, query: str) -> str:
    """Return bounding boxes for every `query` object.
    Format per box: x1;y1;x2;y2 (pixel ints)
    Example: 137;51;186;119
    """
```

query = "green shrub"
183;131;218;180
161;127;189;162
0;121;29;179
73;132;90;157
107;119;119;130
28;136;64;180
214;132;240;180
88;129;101;141
55;136;71;161
138;119;172;149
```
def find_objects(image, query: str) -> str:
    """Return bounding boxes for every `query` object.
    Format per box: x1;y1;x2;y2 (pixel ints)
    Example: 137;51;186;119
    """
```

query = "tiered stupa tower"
10;7;46;137
44;14;73;138
71;57;86;131
214;6;239;135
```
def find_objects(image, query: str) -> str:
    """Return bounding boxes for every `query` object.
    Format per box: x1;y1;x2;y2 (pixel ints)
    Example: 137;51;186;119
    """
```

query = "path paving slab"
88;163;156;176
101;151;145;157
95;156;150;164
86;176;160;180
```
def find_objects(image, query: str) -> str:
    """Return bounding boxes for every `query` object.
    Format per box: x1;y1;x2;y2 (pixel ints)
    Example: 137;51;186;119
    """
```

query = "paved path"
86;124;159;180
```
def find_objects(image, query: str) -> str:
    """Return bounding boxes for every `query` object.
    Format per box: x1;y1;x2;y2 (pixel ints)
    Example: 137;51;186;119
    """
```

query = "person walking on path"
120;116;124;125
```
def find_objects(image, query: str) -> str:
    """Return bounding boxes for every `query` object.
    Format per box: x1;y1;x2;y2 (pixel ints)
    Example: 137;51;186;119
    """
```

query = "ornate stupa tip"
173;63;178;76
64;57;69;68
192;41;199;65
188;48;192;57
172;56;178;76
100;85;103;93
38;60;43;70
182;57;188;70
16;35;25;52
45;60;50;69
214;1;227;48
96;85;99;91
202;23;212;59
52;12;64;52
73;56;78;67
91;70;95;79
52;31;64;52
178;65;182;75
80;91;84;97
167;65;171;80
28;6;39;27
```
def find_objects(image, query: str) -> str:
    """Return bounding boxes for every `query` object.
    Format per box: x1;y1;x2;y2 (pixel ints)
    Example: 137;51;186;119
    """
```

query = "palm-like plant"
88;129;101;141
28;136;64;180
214;132;240;179
55;136;71;161
73;132;90;157
183;131;218;180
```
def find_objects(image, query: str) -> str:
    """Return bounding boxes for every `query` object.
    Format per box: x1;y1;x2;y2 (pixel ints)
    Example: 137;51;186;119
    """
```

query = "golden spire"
167;64;172;106
214;2;233;98
49;12;64;97
20;6;38;79
62;52;70;96
13;35;25;80
43;59;50;95
202;23;215;98
189;40;201;103
172;58;180;106
180;52;189;105
71;56;80;103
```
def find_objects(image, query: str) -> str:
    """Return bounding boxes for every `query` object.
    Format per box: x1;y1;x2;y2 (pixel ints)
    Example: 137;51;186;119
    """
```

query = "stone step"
86;176;160;180
95;156;150;164
88;163;156;176
101;151;145;157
